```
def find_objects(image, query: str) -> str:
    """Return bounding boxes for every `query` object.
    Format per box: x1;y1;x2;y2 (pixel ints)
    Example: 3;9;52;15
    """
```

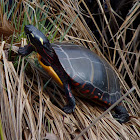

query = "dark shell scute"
92;60;108;92
70;58;93;82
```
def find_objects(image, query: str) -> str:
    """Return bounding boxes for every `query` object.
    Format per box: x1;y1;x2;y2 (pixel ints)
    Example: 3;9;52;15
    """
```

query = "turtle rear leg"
113;104;129;123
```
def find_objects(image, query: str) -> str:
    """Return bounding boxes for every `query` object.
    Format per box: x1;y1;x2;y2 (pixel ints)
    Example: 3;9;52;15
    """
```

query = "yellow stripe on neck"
37;54;63;87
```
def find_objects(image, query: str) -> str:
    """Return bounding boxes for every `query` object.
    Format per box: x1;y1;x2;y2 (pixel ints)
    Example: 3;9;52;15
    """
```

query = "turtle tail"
113;104;129;124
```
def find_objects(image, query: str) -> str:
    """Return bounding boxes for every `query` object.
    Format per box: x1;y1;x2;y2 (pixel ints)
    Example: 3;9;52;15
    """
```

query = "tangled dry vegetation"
0;0;140;140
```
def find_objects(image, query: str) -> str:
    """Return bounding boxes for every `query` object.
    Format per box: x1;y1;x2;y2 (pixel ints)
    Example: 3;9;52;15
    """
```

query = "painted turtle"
18;25;129;123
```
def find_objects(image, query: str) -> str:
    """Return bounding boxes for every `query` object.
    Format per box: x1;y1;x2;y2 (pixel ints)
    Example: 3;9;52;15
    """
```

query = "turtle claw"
18;44;35;56
113;114;129;124
113;105;129;124
18;47;27;56
63;105;75;114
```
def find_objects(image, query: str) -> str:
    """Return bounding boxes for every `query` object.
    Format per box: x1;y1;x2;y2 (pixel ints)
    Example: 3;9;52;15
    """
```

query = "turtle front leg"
63;83;75;114
18;44;35;56
113;104;129;123
50;54;76;114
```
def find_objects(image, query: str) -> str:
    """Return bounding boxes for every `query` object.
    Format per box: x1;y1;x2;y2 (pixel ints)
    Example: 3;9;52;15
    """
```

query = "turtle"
18;25;129;123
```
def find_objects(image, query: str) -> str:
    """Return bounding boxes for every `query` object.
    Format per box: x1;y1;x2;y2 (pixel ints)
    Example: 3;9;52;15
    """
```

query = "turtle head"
24;25;52;52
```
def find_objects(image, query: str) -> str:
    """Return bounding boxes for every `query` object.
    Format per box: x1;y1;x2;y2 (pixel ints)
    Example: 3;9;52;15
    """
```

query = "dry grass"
0;0;140;140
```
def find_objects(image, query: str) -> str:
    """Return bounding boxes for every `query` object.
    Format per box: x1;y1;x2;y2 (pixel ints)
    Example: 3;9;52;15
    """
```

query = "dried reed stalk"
0;0;139;139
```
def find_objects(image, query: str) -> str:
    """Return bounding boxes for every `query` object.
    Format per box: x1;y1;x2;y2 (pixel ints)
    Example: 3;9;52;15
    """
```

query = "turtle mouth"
24;25;31;35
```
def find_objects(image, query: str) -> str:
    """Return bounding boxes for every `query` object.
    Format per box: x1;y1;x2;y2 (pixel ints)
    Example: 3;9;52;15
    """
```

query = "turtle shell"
51;43;121;105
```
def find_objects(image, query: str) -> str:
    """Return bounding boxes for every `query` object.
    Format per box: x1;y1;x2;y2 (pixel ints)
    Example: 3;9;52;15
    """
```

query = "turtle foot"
113;113;129;124
18;47;28;56
18;44;35;56
63;105;75;114
113;105;129;124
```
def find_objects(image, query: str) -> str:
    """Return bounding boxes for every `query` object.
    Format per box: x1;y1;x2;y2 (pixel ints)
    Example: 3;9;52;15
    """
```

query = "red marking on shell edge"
73;82;80;86
104;101;107;104
93;96;98;99
82;83;86;88
81;90;90;94
91;88;96;95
